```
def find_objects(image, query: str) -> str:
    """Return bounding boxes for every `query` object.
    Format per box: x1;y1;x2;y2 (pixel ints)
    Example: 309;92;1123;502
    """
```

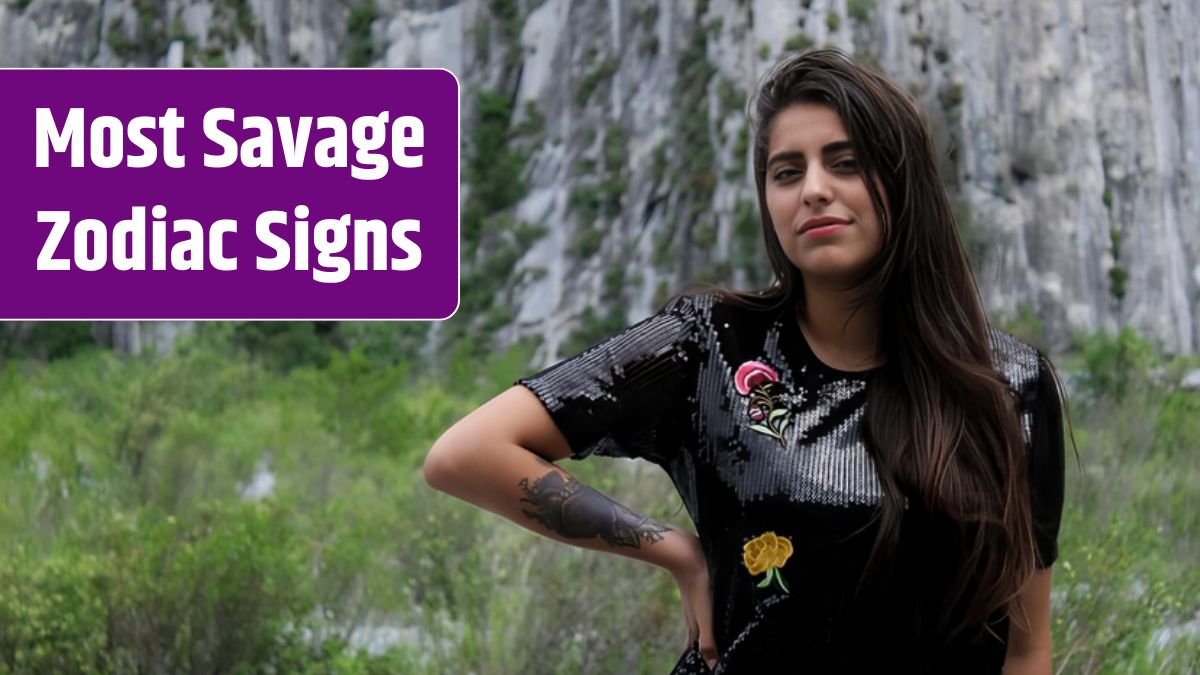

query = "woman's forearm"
424;440;696;573
1002;648;1051;675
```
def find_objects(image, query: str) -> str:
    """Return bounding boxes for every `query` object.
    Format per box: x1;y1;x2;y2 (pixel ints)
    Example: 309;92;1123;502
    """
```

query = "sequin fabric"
516;295;1066;674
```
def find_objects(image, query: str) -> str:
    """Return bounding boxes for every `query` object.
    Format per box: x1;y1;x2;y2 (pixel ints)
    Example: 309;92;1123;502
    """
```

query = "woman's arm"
1003;567;1054;675
423;384;701;574
425;385;717;665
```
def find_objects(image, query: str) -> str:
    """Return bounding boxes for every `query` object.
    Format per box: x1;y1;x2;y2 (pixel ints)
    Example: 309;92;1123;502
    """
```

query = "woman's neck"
798;283;885;371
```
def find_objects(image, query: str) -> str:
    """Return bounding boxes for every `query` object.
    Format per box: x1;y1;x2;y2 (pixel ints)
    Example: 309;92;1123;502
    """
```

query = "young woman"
424;48;1066;674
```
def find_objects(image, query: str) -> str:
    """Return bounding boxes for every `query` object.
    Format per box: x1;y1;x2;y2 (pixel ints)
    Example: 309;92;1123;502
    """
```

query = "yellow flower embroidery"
743;531;793;593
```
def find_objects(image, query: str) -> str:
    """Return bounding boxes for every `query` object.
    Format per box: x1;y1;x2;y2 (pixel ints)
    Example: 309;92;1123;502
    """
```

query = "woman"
424;48;1066;674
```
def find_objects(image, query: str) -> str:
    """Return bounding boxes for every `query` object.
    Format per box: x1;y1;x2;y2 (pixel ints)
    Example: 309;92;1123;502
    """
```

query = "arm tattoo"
517;470;671;548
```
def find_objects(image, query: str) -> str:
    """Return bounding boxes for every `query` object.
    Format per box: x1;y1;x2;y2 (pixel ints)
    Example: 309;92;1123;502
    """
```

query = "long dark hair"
696;48;1045;638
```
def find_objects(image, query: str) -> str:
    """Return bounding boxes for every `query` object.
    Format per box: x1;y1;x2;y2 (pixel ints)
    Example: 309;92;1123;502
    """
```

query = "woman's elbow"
423;435;461;492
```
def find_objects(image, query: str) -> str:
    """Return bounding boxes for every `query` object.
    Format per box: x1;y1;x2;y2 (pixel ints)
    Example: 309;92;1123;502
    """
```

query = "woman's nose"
802;166;832;207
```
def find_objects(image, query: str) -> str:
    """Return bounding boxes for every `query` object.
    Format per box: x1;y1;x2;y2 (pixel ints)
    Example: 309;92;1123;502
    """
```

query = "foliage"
0;322;95;362
825;10;841;32
951;197;991;271
1051;331;1200;673
1067;327;1156;402
717;78;744;116
848;0;876;23
632;5;659;31
106;17;134;60
938;81;964;112
1;317;1196;674
1108;226;1127;302
345;1;380;67
576;57;619;107
487;0;524;67
783;32;814;52
563;307;628;357
449;87;546;355
732;198;770;285
991;305;1048;353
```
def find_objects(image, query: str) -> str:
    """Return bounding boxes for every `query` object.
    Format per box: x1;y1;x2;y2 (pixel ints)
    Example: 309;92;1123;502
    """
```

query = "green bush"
0;322;1196;673
345;1;380;67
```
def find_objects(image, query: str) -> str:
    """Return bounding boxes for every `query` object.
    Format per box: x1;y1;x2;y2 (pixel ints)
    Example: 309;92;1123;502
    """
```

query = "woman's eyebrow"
766;140;854;167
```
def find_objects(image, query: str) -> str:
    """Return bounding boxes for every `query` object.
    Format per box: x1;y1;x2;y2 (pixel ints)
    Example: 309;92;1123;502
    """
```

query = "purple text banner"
0;69;459;319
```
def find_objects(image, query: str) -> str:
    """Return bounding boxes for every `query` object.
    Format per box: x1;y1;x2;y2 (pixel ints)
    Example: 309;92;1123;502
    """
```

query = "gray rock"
1181;369;1200;391
2;0;1196;360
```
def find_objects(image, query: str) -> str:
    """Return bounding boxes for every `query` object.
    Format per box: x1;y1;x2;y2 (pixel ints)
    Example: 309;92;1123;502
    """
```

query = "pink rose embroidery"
734;361;779;395
734;360;791;443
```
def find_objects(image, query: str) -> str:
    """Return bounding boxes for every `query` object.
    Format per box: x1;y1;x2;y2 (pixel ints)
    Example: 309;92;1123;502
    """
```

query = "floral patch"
734;360;791;443
743;531;792;593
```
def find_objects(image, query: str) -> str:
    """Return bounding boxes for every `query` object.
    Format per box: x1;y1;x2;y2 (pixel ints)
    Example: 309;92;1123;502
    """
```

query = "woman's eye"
835;158;859;170
773;168;801;181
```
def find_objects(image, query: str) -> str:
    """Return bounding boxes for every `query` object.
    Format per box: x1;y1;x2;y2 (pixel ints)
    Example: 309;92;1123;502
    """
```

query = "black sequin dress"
516;295;1065;674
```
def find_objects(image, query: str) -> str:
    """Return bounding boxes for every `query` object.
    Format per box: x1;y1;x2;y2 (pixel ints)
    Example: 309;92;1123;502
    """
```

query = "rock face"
3;0;1196;361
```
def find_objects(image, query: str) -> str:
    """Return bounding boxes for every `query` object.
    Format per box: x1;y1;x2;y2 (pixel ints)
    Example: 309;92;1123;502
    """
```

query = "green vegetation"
784;32;815;52
856;46;885;75
717;78;745;116
673;21;717;206
472;16;491;62
659;10;720;278
992;305;1048;353
232;0;256;41
567;123;627;254
203;48;228;67
106;17;135;60
938;81;964;112
0;319;1195;673
562;307;627;357
848;0;876;23
452;88;546;354
909;31;932;48
576;57;619;107
1048;329;1200;675
653;221;679;268
726;124;750;181
105;0;170;64
487;0;524;67
632;5;659;31
345;1;380;67
826;10;841;32
1109;226;1127;303
732;197;769;284
570;221;604;258
951;197;992;270
759;42;771;60
638;34;659;57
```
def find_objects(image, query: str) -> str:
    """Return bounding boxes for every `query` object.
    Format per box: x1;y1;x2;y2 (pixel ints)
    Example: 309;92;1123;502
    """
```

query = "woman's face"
764;103;886;287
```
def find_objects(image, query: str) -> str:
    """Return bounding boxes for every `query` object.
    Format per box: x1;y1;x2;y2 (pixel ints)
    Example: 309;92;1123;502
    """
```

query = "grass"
0;327;1195;673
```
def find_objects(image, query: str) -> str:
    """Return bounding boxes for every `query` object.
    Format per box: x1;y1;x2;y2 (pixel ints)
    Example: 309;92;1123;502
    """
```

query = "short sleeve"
515;295;701;465
1027;354;1066;568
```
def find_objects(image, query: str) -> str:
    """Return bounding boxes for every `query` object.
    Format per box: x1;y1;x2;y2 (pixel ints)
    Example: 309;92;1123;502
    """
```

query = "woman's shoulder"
986;326;1047;394
665;290;784;330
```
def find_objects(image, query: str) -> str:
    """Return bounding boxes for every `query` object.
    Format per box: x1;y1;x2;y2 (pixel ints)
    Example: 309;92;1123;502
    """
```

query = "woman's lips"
803;224;847;237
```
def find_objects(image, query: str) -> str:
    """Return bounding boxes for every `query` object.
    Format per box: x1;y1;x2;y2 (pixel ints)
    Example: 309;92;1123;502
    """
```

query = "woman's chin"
791;253;870;282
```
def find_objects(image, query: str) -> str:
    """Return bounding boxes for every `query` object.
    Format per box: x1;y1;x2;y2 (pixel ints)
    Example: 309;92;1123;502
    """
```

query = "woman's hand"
663;530;718;670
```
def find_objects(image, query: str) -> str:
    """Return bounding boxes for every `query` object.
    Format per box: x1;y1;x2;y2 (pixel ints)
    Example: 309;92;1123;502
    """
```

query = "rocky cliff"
3;0;1196;361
